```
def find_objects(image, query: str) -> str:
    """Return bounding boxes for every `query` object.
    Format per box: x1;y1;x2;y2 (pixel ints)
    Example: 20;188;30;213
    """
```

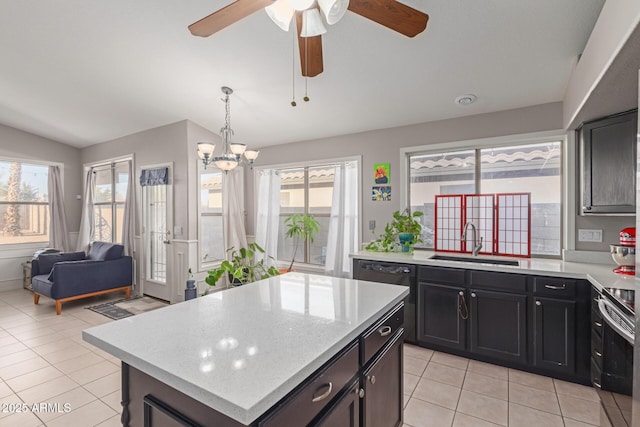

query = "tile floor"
0;288;632;427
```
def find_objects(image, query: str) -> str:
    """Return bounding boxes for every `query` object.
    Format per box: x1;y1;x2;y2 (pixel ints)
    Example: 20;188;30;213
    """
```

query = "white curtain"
76;167;95;252
47;166;70;252
325;162;359;278
121;160;135;256
222;168;248;254
255;170;281;266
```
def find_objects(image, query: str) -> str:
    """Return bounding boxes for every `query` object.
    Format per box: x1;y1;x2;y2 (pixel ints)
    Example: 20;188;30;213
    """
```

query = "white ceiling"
0;0;604;149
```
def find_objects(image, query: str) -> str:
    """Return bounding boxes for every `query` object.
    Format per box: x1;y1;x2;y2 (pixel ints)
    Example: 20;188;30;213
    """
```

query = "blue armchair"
32;241;133;315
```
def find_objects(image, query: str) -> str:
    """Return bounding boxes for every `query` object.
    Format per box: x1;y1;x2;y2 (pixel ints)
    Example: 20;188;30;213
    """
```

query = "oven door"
598;298;635;346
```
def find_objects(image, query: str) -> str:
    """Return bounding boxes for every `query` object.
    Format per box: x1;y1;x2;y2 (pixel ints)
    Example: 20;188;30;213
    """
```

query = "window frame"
91;160;130;244
400;130;570;258
0;157;60;248
254;155;362;272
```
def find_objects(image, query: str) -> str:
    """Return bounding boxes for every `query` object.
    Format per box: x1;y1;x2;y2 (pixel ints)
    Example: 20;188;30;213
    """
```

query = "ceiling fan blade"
347;0;429;38
295;12;324;77
188;0;273;37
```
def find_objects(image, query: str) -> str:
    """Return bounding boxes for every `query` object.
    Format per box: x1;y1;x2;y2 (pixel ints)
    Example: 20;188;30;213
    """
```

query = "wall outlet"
578;229;603;242
369;220;376;231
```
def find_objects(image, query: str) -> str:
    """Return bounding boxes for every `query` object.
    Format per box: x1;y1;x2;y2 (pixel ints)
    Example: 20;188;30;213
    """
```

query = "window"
278;165;336;266
93;161;129;243
0;161;49;245
199;165;224;264
409;141;562;256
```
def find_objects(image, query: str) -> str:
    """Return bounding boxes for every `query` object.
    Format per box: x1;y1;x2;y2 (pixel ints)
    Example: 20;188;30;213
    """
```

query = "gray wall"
248;102;564;245
81;120;190;238
0;123;82;231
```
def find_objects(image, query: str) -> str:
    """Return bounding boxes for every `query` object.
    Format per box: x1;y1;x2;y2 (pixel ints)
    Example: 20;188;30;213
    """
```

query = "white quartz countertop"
351;250;639;291
82;273;408;425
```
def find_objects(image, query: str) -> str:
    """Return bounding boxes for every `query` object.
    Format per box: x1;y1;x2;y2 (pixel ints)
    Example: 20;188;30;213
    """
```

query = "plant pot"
278;268;292;274
398;233;414;252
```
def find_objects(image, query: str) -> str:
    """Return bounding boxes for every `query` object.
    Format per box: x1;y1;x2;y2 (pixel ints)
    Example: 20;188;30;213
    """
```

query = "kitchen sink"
429;254;520;266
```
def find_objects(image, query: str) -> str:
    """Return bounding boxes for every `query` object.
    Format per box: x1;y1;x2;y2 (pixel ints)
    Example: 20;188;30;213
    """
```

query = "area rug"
86;296;168;320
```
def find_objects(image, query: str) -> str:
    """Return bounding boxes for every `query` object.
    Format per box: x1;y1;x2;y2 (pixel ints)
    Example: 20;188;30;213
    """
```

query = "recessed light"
455;94;477;106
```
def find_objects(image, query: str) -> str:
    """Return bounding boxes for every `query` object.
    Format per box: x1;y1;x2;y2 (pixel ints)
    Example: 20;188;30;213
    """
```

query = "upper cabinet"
579;109;638;214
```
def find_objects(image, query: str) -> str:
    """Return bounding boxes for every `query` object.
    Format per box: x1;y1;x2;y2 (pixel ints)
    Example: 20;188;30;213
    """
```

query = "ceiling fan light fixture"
301;8;327;37
286;0;314;11
265;0;295;31
318;0;349;25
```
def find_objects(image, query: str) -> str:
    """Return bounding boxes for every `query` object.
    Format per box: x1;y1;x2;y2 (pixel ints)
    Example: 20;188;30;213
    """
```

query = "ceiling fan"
188;0;429;77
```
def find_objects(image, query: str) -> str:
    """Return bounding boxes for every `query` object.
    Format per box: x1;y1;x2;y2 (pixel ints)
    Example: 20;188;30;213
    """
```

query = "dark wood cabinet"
414;264;590;385
580;109;638;214
316;380;361;427
417;282;466;350
469;289;527;364
533;297;576;374
362;333;404;427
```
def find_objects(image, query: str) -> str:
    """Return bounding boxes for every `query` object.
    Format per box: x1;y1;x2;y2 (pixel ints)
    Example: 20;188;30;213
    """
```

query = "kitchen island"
83;273;408;427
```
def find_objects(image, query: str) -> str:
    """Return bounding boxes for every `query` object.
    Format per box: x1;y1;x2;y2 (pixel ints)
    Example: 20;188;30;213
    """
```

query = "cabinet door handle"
594;321;602;328
354;387;365;398
378;326;392;337
535;301;542;306
544;284;566;290
311;382;333;403
458;292;469;320
593;380;601;388
368;375;376;384
595;350;602;358
471;292;477;298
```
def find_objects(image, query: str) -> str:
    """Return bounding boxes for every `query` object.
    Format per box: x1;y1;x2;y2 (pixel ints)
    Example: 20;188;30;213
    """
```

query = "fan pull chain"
304;36;309;102
291;29;297;107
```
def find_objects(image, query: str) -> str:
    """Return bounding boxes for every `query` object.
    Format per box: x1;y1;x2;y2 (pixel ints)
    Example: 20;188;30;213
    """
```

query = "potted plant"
366;209;424;252
205;243;280;288
284;213;320;272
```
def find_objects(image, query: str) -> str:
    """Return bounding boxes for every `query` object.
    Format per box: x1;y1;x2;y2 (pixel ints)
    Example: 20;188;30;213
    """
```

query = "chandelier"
197;86;259;172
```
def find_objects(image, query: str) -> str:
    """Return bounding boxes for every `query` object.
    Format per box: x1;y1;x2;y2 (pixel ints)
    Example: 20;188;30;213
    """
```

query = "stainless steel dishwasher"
353;259;416;343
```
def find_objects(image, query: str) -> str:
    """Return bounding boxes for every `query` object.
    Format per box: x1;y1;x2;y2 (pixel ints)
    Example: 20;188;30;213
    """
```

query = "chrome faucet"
461;222;483;256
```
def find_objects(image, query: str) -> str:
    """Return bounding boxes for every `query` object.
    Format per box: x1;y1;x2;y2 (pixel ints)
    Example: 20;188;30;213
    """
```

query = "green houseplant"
366;209;424;252
284;213;320;272
205;243;280;288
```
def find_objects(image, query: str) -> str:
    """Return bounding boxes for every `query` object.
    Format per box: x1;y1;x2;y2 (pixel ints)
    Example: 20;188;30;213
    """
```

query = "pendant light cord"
291;28;297;107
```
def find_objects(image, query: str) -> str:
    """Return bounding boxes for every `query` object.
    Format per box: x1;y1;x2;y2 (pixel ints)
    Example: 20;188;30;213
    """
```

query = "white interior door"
142;165;173;301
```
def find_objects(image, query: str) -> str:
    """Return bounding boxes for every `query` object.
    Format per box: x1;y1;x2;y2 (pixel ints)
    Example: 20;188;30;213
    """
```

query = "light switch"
578;229;603;242
174;225;183;236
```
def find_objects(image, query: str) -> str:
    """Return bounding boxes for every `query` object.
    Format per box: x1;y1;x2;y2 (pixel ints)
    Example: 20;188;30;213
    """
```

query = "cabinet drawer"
418;266;465;285
532;277;576;298
260;342;359;427
468;270;526;293
362;304;404;366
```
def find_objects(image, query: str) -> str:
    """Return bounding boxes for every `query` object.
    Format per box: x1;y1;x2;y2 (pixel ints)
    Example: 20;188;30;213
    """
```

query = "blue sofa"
32;241;133;315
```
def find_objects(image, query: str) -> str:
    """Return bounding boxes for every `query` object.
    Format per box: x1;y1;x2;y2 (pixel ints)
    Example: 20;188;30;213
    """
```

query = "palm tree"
3;162;21;236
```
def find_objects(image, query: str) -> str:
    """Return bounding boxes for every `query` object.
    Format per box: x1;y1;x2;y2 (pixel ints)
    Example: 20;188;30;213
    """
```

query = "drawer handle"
368;375;376;385
595;350;602;358
594;321;602;328
378;326;392;337
535;301;542;306
545;284;566;290
311;382;333;403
